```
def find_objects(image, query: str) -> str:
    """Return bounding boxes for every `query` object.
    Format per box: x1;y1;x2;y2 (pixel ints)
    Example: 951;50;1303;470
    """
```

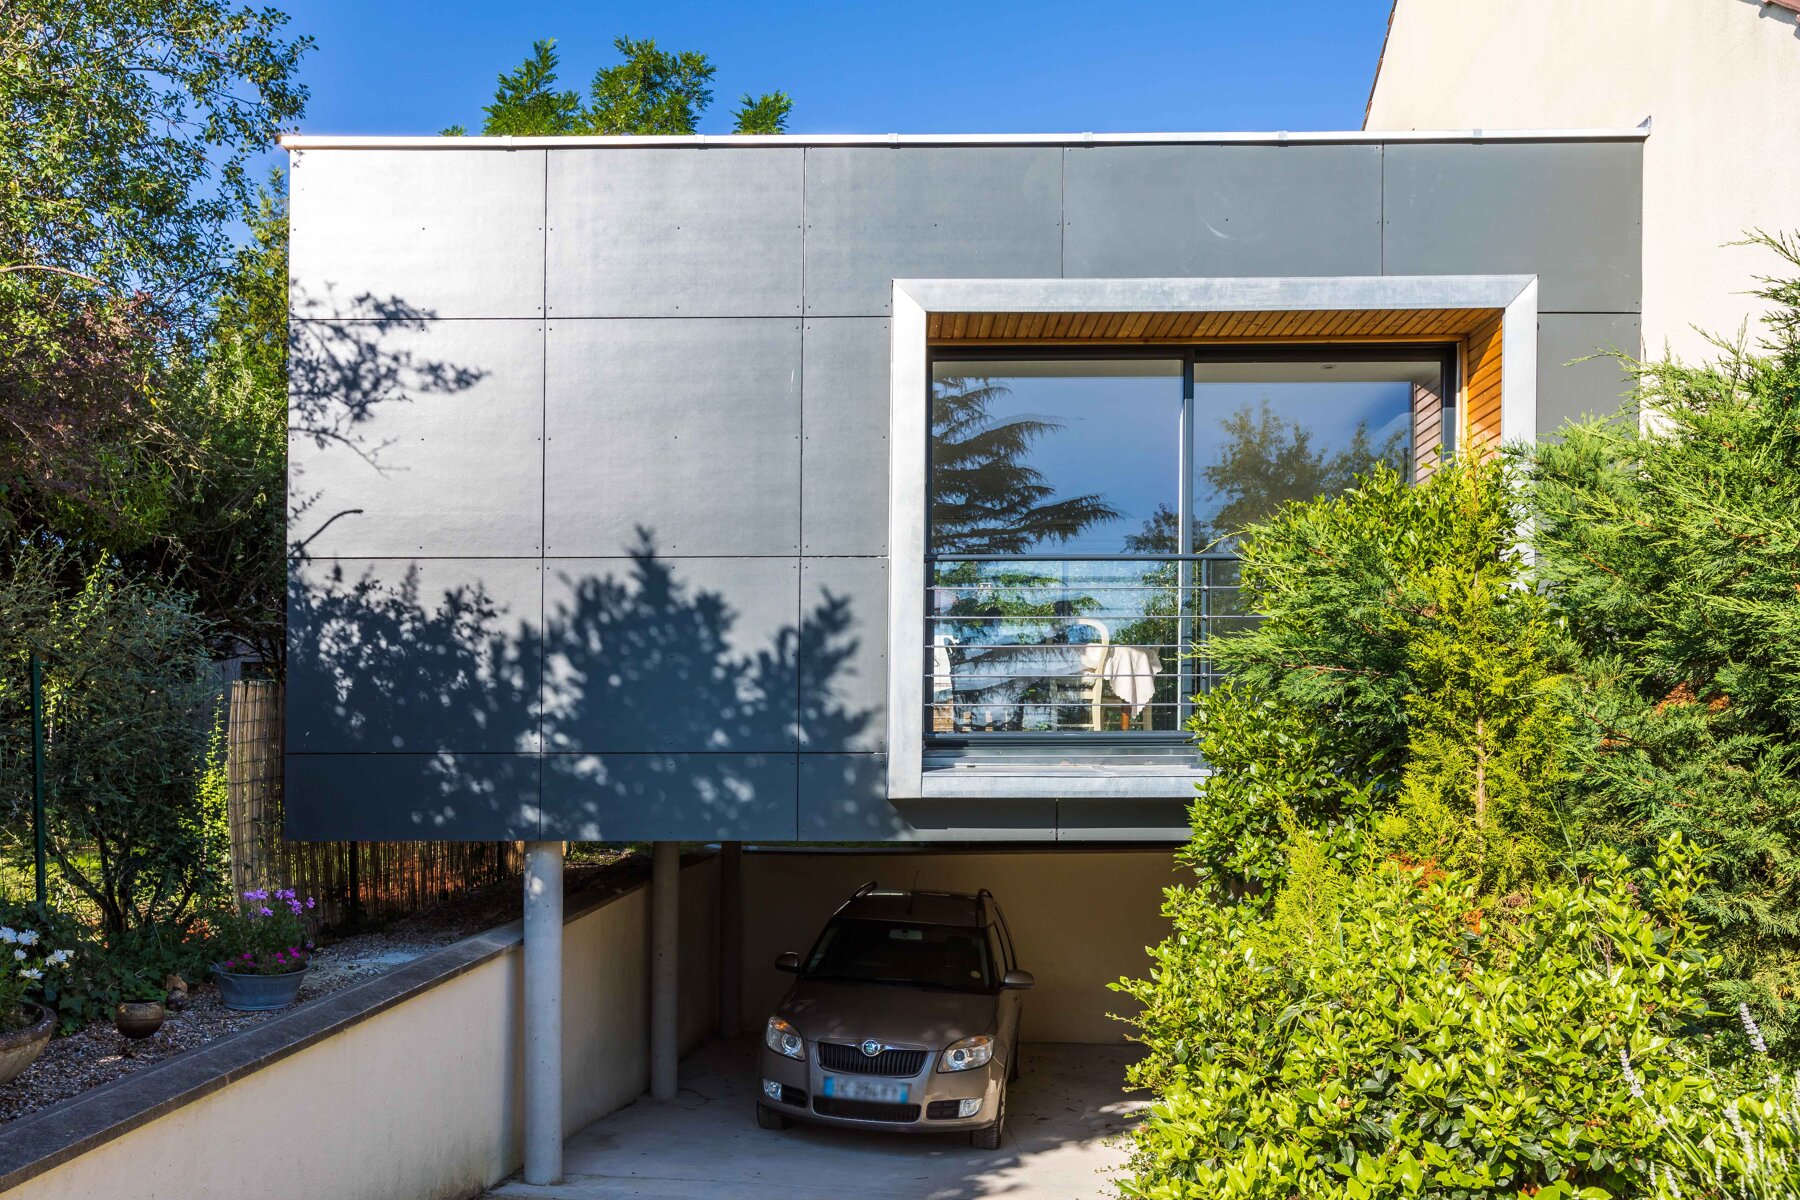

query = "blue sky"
282;0;1396;137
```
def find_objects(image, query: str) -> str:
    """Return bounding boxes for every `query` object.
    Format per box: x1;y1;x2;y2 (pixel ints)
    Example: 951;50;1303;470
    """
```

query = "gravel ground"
0;850;643;1125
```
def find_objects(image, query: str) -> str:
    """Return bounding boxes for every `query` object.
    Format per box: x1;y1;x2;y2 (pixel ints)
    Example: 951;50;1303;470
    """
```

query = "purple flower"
259;906;273;917
289;900;303;914
305;898;316;910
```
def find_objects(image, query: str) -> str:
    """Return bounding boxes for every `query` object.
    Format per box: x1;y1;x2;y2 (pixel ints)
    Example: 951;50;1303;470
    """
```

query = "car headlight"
765;1017;805;1061
937;1034;994;1072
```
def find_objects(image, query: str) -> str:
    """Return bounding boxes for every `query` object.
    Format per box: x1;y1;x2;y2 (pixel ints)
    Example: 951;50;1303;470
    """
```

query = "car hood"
775;980;997;1048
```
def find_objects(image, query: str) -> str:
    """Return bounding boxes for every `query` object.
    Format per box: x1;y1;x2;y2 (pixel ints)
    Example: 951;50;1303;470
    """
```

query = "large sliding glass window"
926;349;1451;757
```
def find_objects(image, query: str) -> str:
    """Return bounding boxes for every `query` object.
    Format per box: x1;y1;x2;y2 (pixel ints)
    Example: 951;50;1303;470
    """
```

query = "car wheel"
756;1103;792;1131
971;1085;1006;1150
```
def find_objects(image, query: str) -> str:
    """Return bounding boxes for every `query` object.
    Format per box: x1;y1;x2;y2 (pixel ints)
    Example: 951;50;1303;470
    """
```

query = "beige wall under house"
1366;0;1800;369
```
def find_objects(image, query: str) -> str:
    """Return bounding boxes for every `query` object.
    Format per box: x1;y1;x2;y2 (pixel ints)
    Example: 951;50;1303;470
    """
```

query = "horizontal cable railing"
925;553;1246;744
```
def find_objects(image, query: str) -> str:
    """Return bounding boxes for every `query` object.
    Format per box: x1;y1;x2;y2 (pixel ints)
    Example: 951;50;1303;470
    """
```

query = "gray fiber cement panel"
1382;140;1642;314
1063;143;1383;279
284;753;541;841
289;148;546;320
546;148;804;318
539;753;799;841
287;557;543;755
287;318;543;558
543;318;802;557
797;557;887;753
540;556;801;755
802;147;1063;316
800;318;891;556
1538;312;1641;435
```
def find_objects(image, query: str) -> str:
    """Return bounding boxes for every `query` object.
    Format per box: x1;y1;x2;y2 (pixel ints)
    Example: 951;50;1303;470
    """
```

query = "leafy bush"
1115;838;1800;1199
0;900;219;1032
213;888;316;975
1528;233;1800;1058
0;545;226;935
1188;455;1569;898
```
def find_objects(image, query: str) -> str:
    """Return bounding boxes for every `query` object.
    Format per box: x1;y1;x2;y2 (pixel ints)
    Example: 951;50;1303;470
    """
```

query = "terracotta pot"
0;1003;54;1086
114;1001;167;1040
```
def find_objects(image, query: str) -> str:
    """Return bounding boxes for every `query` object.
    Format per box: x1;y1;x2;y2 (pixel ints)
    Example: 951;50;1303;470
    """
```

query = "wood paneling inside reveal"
1462;311;1505;456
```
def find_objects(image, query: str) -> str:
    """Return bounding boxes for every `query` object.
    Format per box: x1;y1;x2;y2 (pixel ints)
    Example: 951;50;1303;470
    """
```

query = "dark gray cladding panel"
802;319;891;556
287;319;543;559
284;753;542;841
1063;144;1383;279
802;147;1063;316
546;148;803;318
543;318;802;557
289;148;545;320
798;558;887;752
1055;796;1191;842
540;557;800;754
1382;141;1643;313
797;756;1057;841
287;557;543;754
540;753;798;840
1539;312;1642;436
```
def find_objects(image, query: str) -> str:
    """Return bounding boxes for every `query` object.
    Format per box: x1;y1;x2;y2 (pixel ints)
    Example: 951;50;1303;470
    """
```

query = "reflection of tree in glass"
1200;399;1407;542
929;376;1120;553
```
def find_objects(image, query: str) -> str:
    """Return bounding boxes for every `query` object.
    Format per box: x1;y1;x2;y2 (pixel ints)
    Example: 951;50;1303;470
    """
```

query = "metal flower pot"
212;964;309;1012
114;1001;166;1039
0;1002;54;1086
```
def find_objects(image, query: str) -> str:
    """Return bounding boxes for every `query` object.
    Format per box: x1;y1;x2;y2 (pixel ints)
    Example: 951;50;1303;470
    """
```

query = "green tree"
929;376;1119;554
1528;231;1800;1057
0;0;308;573
446;36;792;136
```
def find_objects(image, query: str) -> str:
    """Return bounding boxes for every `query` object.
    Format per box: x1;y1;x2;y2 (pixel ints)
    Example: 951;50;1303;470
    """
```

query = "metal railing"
924;553;1246;741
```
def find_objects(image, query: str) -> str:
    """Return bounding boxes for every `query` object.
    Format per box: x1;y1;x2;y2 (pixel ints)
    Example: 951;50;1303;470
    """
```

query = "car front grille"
817;1041;929;1077
813;1096;922;1123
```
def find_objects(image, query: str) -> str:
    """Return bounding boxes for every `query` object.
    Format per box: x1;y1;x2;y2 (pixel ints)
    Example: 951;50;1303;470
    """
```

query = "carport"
496;843;1173;1196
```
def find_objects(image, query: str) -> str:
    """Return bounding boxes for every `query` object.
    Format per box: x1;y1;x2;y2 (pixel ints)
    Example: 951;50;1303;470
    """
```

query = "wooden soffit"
925;306;1503;345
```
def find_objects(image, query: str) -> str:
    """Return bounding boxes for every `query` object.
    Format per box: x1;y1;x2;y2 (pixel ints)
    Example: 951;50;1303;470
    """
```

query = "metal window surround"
885;275;1540;802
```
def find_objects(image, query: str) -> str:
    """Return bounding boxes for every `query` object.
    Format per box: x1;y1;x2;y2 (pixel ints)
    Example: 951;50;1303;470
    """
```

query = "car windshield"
803;918;994;993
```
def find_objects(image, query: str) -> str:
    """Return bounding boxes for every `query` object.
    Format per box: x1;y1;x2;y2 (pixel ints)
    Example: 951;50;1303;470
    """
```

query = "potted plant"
211;888;317;1012
113;972;167;1040
0;926;73;1085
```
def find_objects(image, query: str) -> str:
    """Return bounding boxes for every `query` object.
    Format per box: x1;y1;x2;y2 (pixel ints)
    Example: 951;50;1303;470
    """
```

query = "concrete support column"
522;841;564;1186
651;840;679;1100
718;842;743;1039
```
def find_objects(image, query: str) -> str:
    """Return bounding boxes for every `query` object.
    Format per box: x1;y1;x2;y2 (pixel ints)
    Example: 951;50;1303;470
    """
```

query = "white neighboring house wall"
1366;0;1800;366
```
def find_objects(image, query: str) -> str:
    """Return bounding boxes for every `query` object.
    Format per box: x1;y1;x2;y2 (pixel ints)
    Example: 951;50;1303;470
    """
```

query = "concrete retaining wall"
738;847;1179;1044
4;855;718;1200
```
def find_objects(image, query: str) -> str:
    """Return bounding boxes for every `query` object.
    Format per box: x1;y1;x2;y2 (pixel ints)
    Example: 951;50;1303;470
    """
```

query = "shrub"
213;888;316;975
1528;232;1800;1057
1115;838;1800;1199
1188;455;1570;898
0;545;224;935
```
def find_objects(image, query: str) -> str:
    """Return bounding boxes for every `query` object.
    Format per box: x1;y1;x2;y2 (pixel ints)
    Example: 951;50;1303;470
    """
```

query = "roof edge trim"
278;127;1651;151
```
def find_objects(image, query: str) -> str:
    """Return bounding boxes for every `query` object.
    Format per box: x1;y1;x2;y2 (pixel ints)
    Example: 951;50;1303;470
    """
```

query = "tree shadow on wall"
286;286;486;555
288;530;873;840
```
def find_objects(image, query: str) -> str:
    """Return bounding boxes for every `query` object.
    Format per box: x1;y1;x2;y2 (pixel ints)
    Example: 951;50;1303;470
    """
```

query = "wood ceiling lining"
925;307;1504;344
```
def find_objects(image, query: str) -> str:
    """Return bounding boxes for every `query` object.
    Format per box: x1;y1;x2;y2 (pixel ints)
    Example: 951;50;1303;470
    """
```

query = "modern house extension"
282;128;1645;1181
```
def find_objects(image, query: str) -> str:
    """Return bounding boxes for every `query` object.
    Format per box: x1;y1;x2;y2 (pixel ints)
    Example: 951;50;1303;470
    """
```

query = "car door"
989;905;1024;1059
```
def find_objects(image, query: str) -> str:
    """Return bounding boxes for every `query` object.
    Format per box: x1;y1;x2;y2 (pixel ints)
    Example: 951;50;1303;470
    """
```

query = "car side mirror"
1001;969;1035;990
775;951;801;973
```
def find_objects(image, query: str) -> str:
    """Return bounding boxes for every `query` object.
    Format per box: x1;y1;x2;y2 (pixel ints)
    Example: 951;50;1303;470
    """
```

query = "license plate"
822;1076;909;1104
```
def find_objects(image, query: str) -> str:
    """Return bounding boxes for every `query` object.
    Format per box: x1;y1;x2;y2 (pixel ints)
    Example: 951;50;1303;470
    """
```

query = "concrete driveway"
488;1038;1147;1199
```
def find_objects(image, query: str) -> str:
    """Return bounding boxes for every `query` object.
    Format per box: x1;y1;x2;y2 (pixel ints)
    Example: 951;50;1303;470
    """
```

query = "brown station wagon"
756;884;1033;1149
